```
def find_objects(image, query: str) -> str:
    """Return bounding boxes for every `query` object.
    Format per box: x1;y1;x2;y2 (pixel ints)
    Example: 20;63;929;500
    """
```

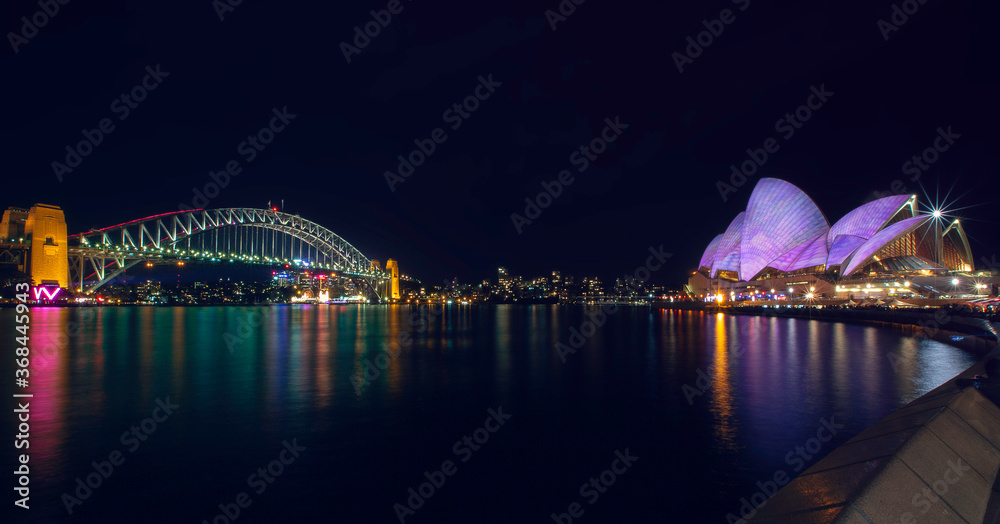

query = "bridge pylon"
2;204;70;289
385;259;400;301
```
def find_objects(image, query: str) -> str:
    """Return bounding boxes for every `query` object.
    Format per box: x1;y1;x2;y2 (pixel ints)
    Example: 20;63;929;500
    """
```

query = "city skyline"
2;168;992;290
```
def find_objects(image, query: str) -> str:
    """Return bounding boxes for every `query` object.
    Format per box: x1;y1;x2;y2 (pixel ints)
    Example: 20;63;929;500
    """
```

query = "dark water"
1;305;977;523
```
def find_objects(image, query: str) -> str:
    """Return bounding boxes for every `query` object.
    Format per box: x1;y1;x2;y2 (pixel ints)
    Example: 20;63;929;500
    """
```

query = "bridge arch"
68;208;380;293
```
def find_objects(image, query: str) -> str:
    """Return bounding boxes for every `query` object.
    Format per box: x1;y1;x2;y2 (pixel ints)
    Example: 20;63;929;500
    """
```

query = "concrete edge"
751;347;1000;524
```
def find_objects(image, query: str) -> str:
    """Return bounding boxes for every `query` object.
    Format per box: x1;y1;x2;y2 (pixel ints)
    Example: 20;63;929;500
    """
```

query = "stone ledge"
751;368;1000;524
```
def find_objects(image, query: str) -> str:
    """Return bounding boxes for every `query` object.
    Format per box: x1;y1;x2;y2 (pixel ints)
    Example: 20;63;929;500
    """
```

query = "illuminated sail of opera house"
687;178;984;301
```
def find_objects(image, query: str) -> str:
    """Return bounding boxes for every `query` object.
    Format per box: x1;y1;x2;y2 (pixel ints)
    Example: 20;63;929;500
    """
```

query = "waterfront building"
689;178;988;300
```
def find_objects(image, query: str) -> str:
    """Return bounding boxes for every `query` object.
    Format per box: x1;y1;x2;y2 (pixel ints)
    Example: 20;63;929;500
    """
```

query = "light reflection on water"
0;305;978;522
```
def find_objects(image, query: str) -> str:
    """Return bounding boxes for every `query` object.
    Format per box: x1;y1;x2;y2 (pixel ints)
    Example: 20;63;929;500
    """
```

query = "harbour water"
1;305;977;522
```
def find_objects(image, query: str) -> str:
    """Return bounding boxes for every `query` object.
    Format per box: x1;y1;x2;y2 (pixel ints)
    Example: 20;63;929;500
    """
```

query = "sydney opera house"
687;178;981;301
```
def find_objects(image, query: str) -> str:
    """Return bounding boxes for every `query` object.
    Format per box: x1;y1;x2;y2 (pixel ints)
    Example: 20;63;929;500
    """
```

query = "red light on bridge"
272;207;278;212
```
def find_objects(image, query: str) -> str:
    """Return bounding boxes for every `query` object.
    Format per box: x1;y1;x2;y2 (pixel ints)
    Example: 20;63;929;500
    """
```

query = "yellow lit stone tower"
1;207;29;240
25;204;69;288
385;259;400;300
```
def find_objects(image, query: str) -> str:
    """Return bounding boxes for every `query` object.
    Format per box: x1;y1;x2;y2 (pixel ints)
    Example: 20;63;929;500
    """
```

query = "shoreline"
658;302;998;355
0;301;660;308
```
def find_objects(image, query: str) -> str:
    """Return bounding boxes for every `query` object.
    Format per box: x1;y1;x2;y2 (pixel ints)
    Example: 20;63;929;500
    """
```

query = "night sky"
3;0;998;286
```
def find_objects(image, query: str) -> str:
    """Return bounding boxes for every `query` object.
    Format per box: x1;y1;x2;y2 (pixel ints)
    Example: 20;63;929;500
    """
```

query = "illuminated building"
25;204;70;289
689;179;977;299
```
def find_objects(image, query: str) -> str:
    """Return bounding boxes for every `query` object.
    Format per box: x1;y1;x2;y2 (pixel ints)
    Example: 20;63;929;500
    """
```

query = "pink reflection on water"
25;308;71;484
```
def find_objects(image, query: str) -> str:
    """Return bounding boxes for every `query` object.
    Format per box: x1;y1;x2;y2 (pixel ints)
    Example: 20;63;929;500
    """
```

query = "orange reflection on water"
349;304;408;397
710;313;739;452
384;305;404;397
140;308;154;400
171;307;186;393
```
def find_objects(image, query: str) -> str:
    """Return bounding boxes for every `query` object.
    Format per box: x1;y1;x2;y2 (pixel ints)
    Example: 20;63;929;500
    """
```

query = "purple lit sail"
827;195;911;250
699;234;724;271
768;236;813;272
711;212;745;277
826;235;868;267
785;234;829;271
739;179;829;281
712;247;741;276
841;215;930;276
769;234;829;272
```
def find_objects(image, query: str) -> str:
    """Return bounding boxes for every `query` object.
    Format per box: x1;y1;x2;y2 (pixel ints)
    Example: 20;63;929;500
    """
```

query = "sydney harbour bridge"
0;204;410;300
